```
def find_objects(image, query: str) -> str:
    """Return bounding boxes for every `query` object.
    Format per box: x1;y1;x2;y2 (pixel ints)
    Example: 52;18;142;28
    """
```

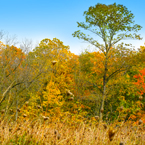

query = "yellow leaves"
42;81;63;108
88;51;105;77
135;101;143;108
0;41;5;48
119;96;125;101
126;74;130;79
26;79;64;117
46;81;61;95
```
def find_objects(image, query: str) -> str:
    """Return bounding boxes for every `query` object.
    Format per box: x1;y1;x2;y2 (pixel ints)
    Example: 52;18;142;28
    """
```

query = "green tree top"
72;3;142;54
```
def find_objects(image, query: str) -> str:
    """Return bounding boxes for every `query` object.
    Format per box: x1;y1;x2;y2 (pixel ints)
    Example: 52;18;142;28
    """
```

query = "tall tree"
72;3;142;121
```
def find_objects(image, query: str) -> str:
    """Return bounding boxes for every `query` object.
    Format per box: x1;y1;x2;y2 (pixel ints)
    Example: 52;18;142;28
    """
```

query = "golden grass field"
0;116;145;145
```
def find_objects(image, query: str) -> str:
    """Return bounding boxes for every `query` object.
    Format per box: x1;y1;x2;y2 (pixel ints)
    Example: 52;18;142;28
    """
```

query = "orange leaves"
84;90;91;96
0;42;26;81
93;61;96;65
139;68;145;76
89;51;104;76
133;68;145;95
131;110;145;125
129;114;136;120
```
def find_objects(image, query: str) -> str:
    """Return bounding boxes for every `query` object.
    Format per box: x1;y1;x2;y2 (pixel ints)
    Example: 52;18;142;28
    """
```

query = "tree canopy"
72;3;142;53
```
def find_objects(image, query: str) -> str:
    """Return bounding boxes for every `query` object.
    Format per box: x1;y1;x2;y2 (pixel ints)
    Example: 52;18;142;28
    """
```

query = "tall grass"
0;116;144;145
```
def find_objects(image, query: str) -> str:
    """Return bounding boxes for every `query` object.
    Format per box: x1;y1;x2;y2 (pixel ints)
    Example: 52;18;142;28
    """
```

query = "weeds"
0;115;144;145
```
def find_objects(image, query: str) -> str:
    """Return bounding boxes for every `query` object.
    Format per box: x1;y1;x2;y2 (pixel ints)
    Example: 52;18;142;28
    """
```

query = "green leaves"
72;3;142;52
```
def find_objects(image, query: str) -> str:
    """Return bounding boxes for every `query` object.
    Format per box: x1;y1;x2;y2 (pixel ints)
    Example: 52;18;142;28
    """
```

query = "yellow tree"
0;42;31;120
27;38;75;94
23;38;88;121
0;43;26;105
26;38;77;112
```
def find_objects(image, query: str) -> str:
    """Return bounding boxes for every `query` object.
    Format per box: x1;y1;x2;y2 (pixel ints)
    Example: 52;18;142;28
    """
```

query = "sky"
0;0;145;55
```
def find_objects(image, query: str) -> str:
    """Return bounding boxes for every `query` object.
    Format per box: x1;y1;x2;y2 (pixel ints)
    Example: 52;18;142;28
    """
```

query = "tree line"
0;3;145;123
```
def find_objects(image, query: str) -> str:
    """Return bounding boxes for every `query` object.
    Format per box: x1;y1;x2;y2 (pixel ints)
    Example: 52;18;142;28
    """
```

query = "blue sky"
0;0;145;54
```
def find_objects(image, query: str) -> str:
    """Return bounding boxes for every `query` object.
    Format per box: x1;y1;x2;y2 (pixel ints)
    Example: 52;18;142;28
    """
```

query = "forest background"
0;1;145;123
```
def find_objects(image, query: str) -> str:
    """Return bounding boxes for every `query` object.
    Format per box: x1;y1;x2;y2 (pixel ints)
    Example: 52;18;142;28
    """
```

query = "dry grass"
0;117;145;145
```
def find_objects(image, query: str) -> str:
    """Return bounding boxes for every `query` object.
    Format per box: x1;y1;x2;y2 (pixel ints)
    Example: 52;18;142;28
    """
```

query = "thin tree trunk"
0;80;15;105
15;96;18;121
99;51;108;121
100;83;106;121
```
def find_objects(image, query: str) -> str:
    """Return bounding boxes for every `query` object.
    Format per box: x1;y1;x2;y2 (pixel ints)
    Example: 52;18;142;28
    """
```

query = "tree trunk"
99;52;108;122
100;83;106;121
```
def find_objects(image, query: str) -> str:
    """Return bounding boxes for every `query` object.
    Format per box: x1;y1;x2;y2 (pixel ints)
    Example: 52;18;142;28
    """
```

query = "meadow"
0;110;145;145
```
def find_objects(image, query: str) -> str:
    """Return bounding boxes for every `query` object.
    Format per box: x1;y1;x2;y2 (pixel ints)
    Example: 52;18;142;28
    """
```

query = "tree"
27;38;73;95
72;3;142;121
0;44;26;105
